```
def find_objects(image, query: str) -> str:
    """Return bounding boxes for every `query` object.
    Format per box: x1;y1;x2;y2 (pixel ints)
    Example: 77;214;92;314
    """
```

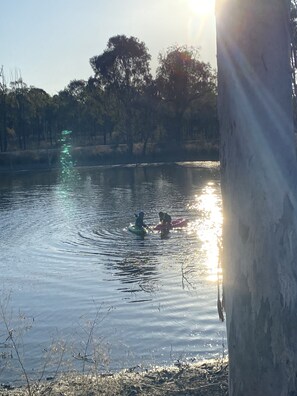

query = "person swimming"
135;211;147;228
158;211;172;226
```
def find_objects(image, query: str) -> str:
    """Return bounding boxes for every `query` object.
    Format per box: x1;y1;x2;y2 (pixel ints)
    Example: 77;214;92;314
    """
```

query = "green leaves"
90;35;152;92
156;45;217;143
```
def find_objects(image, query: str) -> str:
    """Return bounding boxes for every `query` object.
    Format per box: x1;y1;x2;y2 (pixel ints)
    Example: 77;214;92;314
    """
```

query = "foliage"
0;35;219;156
0;67;8;152
156;45;217;143
90;35;152;155
90;35;151;91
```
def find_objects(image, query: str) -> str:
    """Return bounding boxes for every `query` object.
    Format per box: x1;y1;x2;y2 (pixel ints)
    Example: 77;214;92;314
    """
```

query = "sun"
189;0;215;16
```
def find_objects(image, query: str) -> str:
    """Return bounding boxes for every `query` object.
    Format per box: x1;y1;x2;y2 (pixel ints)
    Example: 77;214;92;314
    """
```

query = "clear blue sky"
0;0;216;95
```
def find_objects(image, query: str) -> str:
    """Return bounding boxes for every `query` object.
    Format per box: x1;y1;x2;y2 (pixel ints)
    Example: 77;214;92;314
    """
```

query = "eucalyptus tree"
65;79;89;143
54;80;89;144
156;45;216;144
186;86;219;145
86;77;112;145
291;0;297;91
26;87;51;148
216;0;297;395
9;77;29;150
290;0;297;128
90;35;152;155
6;84;52;150
0;66;8;152
133;81;160;156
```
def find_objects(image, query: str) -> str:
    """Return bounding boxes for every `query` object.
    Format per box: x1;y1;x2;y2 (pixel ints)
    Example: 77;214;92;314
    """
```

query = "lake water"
0;161;226;385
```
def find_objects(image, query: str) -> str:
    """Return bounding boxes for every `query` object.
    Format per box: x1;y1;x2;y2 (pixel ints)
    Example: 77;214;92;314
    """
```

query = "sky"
0;0;216;96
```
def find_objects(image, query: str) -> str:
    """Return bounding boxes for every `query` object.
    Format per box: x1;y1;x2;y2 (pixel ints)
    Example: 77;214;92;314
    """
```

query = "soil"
0;360;228;396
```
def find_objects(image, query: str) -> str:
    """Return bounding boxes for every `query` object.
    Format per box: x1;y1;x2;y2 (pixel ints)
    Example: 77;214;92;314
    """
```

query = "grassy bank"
0;142;219;172
1;360;228;396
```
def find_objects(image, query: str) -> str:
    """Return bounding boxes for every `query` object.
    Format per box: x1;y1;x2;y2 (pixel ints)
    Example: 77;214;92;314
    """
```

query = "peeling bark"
216;0;297;394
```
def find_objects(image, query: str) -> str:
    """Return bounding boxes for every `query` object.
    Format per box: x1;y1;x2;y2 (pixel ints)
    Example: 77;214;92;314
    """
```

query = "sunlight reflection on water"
188;180;223;283
0;161;226;384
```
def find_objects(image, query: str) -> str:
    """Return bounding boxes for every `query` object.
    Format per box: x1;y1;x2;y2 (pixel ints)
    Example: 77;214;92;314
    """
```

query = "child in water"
158;211;172;239
135;211;147;228
158;211;172;227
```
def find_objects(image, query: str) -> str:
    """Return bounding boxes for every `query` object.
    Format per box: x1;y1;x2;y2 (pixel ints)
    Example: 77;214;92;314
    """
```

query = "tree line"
0;37;218;155
1;0;297;157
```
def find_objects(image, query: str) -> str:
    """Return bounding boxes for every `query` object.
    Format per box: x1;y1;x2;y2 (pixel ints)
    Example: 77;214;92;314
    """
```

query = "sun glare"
189;0;215;16
188;181;223;283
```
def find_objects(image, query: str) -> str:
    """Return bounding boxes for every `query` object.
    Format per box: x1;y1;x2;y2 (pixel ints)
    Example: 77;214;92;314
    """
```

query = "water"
0;161;226;385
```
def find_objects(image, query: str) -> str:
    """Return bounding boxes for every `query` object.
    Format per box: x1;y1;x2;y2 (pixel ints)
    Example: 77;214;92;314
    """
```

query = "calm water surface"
0;161;226;384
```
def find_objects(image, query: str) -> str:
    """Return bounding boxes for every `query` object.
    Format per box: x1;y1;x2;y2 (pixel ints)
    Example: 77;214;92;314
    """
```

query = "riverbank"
0;142;219;172
1;359;228;395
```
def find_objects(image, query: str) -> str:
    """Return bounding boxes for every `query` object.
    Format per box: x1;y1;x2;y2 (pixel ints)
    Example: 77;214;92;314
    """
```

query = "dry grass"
1;360;228;396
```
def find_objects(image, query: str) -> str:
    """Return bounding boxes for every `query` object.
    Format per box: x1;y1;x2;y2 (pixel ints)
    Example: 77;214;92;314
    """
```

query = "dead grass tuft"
1;359;228;396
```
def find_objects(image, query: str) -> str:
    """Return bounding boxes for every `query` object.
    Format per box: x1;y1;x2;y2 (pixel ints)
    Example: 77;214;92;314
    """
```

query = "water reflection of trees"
87;164;206;218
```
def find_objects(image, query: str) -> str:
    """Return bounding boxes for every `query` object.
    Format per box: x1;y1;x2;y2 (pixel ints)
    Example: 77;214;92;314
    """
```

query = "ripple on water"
0;162;226;384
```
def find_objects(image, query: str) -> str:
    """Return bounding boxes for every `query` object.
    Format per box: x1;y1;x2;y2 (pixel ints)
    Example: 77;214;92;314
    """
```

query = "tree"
290;0;297;130
26;87;51;148
90;35;152;155
86;77;117;145
132;81;160;156
0;66;8;152
54;80;89;145
84;77;106;144
216;0;297;394
9;76;29;150
291;0;297;93
156;45;216;143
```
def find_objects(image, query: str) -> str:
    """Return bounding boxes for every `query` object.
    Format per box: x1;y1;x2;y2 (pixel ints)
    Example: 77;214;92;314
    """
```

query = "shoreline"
0;148;226;395
1;359;228;396
0;143;219;173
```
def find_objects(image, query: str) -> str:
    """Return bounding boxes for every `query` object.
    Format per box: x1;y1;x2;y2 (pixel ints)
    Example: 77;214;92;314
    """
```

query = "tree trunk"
142;135;149;156
174;110;184;144
216;1;297;395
